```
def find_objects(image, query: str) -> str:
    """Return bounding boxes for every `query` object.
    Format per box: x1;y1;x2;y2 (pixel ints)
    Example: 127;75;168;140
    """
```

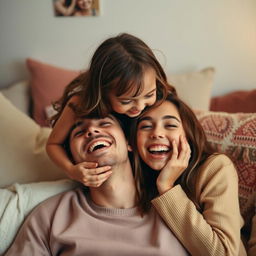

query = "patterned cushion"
195;110;256;232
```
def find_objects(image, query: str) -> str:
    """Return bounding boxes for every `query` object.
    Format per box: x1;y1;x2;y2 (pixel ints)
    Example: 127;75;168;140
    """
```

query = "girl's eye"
145;92;155;99
120;100;132;105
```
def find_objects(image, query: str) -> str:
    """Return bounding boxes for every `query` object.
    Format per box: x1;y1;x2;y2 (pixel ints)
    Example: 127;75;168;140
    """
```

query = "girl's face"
108;68;157;117
136;101;186;170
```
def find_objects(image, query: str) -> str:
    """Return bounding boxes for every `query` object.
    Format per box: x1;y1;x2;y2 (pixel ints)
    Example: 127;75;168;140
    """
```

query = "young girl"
46;33;175;186
130;94;246;255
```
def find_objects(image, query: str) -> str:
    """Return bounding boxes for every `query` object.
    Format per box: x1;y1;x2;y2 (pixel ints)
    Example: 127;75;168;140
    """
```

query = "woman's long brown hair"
130;94;215;212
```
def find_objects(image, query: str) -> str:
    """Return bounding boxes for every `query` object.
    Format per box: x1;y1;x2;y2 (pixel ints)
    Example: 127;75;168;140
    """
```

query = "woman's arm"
152;154;245;256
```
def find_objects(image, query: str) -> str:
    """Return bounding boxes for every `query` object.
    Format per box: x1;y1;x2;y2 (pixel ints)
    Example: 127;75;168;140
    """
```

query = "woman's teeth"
148;145;170;154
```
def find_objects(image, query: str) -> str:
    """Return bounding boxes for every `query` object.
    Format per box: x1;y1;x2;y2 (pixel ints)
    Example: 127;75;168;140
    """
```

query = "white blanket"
0;179;77;255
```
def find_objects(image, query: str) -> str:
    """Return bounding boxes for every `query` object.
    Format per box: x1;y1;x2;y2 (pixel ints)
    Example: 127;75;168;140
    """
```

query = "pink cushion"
210;89;256;113
196;110;256;232
26;58;79;126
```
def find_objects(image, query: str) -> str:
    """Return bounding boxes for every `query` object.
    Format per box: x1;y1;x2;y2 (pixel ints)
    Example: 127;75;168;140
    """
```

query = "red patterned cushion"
195;110;256;231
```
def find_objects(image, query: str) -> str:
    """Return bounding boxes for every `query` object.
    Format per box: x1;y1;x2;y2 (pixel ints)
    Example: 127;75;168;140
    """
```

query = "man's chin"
97;158;117;167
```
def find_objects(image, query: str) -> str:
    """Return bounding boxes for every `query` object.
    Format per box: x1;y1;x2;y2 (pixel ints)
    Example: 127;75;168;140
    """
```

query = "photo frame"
53;0;100;17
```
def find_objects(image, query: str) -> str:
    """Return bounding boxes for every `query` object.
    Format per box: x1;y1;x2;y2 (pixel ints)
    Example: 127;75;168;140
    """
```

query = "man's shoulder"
33;188;85;215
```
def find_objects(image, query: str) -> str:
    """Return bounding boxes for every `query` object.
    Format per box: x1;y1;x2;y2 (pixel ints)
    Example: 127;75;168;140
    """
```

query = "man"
5;114;188;256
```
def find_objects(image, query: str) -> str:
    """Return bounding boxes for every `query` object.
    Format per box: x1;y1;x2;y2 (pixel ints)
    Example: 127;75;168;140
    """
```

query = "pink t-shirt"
6;188;188;256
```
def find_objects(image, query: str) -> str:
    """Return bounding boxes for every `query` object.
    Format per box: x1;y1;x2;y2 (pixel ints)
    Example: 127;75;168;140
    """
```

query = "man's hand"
68;162;112;187
156;135;191;195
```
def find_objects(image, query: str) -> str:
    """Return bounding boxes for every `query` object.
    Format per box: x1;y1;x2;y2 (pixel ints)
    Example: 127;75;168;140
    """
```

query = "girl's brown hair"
51;33;175;126
130;94;215;212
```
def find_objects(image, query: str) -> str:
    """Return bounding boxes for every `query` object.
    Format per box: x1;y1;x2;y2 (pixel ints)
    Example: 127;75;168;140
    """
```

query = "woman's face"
77;0;92;10
136;100;186;170
108;67;157;117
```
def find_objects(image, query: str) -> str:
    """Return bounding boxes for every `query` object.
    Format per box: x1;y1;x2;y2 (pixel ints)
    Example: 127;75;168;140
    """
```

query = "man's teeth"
148;145;170;154
89;141;110;152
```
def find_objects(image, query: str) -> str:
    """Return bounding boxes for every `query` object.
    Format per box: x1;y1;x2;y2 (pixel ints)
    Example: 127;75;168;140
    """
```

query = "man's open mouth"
88;140;112;153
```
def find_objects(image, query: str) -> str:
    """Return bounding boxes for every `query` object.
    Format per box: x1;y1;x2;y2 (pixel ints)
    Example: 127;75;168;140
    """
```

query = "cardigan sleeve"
152;154;245;256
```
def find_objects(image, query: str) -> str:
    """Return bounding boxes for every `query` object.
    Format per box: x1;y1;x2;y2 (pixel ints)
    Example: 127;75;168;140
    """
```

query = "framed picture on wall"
53;0;100;17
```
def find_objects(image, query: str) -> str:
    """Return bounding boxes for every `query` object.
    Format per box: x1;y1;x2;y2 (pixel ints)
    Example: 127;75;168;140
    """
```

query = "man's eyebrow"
69;121;83;134
138;115;180;123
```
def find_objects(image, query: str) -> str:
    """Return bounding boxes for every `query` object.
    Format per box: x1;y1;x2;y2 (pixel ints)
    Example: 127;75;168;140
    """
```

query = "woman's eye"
139;124;152;129
165;124;178;128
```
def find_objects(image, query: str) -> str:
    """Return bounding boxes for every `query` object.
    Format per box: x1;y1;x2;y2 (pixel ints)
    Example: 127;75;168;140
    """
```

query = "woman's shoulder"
197;153;238;184
204;153;234;167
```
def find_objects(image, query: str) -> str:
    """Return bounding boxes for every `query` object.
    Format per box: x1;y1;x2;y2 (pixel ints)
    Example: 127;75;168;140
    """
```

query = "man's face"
69;116;129;167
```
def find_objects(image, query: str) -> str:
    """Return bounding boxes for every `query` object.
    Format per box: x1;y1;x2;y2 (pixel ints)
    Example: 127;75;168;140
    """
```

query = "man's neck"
89;162;137;209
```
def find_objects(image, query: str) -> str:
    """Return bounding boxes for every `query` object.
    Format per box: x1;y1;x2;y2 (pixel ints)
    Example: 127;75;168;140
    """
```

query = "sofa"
0;58;255;255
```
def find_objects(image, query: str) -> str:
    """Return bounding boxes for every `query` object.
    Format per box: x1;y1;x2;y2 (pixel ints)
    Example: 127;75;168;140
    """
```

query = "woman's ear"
128;144;133;152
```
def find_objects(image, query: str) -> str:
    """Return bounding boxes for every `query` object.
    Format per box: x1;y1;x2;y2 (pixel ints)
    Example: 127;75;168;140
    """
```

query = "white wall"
0;0;256;96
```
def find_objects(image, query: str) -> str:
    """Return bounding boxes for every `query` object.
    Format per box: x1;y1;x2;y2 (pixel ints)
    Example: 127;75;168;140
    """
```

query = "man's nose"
85;127;100;137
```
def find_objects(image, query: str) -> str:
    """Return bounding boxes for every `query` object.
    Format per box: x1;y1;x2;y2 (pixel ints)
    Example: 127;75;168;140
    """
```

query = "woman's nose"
150;127;164;139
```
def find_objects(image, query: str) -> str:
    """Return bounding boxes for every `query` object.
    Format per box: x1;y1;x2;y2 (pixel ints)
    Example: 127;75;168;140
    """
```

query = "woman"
130;94;246;256
73;0;97;16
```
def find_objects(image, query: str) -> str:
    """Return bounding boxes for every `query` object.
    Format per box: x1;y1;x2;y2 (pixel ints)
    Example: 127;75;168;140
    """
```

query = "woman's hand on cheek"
69;162;112;187
156;135;191;195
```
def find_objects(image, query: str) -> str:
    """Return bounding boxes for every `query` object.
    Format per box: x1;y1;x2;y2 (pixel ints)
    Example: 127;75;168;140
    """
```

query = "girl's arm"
152;154;245;256
46;95;112;186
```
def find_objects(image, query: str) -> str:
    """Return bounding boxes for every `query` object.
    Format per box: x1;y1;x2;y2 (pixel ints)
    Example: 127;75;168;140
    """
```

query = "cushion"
0;80;30;115
0;179;77;255
195;110;256;233
210;89;256;113
0;92;66;188
169;67;215;111
26;58;80;127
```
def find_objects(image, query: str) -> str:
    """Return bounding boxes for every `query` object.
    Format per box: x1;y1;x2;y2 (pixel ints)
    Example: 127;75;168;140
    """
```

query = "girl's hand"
68;162;112;187
156;135;191;195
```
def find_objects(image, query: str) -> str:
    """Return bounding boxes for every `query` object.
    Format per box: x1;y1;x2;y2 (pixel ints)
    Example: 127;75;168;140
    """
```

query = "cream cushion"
0;80;30;115
0;93;66;188
0;179;77;255
169;67;215;110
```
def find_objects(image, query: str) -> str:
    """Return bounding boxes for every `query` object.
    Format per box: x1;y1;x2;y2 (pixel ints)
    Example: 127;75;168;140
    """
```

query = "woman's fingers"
170;139;178;160
176;135;191;162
